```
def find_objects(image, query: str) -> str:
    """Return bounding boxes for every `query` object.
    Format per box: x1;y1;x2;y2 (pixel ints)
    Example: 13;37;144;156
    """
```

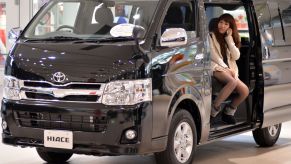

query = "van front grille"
24;81;101;89
20;80;105;103
25;92;100;102
14;111;108;132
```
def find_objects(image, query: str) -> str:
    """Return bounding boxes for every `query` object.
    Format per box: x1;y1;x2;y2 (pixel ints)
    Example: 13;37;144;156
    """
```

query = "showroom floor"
1;74;291;163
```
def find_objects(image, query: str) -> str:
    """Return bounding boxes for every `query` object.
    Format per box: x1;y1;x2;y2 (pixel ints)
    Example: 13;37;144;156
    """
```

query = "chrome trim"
262;58;291;64
52;72;66;83
19;80;105;103
21;80;104;87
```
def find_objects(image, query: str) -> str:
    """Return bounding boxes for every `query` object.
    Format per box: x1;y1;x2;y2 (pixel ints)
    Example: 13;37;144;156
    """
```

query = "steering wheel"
56;25;75;31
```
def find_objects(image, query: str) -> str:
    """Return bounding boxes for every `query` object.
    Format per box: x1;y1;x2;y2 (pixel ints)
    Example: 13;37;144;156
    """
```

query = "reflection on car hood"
6;42;143;83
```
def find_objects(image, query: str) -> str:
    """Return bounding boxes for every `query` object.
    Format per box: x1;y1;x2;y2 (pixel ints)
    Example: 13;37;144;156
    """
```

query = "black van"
2;0;291;164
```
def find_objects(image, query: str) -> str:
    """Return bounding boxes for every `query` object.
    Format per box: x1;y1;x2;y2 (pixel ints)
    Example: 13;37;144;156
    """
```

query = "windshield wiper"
73;37;134;43
25;36;83;42
98;37;134;42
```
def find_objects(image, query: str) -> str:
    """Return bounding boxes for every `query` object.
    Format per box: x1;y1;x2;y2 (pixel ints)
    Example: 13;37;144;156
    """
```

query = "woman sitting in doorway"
209;13;249;124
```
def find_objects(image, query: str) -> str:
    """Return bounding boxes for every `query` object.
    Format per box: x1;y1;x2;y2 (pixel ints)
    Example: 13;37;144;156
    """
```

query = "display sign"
44;130;73;149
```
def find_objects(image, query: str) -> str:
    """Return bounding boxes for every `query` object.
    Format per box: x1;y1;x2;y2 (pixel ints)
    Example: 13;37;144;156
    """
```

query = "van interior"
205;3;256;138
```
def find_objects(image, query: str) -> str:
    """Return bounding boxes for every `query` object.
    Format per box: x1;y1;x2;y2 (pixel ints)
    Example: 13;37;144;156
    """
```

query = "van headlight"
3;76;21;100
102;79;152;105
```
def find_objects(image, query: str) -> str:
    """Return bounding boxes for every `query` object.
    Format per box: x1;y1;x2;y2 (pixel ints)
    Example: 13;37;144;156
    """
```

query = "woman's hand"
224;68;236;78
226;28;232;36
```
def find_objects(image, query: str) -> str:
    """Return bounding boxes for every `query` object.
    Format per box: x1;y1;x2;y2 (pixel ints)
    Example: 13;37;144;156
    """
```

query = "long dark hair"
214;13;241;57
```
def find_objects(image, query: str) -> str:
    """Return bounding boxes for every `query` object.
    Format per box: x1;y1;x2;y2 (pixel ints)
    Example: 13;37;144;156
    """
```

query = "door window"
268;1;285;45
160;1;196;41
279;1;291;45
253;1;273;46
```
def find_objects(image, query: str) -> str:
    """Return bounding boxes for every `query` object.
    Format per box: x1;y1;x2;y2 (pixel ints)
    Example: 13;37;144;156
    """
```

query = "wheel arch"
166;85;204;144
176;99;202;144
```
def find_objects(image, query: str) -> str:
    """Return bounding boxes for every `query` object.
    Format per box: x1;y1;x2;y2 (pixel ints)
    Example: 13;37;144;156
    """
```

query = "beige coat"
209;32;240;77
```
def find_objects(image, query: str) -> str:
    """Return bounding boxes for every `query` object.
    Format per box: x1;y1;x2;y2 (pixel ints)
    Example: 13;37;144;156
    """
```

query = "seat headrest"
209;18;219;32
164;6;183;25
95;7;114;26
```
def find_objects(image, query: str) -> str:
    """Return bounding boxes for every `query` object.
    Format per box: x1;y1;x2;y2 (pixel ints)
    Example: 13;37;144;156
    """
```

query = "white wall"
5;0;19;52
19;1;32;29
5;0;33;53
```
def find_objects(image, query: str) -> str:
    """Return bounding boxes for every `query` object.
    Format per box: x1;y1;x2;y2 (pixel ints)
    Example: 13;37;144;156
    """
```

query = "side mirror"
8;27;22;43
160;28;187;47
110;24;145;39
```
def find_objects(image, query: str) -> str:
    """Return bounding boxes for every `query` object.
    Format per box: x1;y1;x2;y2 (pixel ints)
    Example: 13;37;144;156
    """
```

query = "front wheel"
36;148;73;163
155;109;197;164
252;123;281;147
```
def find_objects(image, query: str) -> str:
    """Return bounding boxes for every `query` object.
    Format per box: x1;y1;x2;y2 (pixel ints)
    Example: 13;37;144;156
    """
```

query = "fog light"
125;129;137;140
2;121;7;130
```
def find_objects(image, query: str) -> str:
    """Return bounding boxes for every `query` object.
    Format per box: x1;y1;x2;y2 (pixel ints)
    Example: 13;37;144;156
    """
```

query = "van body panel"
253;0;291;127
262;84;291;127
263;105;291;128
166;86;209;142
2;0;291;159
151;41;207;139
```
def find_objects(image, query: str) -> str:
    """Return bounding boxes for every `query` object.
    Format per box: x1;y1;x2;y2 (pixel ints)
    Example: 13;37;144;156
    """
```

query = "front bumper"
1;99;165;155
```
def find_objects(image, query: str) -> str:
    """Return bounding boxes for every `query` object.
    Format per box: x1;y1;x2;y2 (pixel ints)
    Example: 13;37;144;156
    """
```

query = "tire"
252;123;281;147
36;148;73;163
155;109;197;164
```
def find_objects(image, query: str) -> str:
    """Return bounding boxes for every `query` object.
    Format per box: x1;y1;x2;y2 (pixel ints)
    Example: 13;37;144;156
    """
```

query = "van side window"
253;2;273;46
279;2;291;45
161;1;195;35
268;1;285;45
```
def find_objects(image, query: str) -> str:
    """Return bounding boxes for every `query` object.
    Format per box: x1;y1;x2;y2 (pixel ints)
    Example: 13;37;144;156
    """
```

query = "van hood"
6;42;145;83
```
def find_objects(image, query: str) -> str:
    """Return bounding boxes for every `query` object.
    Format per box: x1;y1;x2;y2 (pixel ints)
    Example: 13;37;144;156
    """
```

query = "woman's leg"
230;79;249;108
213;71;238;108
223;79;249;123
211;71;237;117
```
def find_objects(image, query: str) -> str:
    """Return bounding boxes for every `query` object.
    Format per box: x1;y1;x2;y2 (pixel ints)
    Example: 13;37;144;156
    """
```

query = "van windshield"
23;0;159;41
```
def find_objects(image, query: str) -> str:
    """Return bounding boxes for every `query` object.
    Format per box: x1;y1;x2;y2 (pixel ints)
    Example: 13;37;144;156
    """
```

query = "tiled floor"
1;82;291;163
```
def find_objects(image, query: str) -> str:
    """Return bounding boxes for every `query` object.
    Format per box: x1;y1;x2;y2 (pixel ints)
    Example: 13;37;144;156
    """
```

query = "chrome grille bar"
19;80;105;103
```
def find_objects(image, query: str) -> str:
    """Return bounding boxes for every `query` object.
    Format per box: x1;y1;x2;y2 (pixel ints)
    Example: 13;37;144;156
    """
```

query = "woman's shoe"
211;105;222;117
221;112;236;124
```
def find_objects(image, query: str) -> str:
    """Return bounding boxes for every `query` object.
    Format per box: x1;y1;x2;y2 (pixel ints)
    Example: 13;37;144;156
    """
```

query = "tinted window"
161;1;195;33
279;1;291;45
269;1;285;45
253;1;274;46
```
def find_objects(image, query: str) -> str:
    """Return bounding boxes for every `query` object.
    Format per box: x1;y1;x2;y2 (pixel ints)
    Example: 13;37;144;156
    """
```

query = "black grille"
24;81;101;89
25;92;100;102
14;111;108;132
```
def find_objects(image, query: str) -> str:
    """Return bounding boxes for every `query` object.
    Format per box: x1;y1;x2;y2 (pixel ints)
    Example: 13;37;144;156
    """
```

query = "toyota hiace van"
2;0;291;164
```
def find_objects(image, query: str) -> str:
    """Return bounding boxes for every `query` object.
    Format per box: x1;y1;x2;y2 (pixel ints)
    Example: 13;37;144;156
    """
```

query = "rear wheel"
252;123;281;147
36;148;73;163
155;109;197;164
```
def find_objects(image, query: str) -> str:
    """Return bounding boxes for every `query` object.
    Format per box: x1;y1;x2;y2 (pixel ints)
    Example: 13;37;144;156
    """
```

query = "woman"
209;13;249;124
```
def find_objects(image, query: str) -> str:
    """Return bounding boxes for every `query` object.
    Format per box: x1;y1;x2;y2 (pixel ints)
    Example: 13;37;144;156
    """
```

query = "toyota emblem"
52;72;66;83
